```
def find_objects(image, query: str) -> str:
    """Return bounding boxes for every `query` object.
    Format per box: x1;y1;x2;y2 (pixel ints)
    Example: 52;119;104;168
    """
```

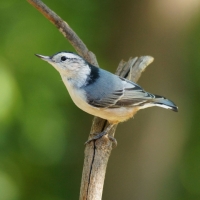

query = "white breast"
62;76;99;113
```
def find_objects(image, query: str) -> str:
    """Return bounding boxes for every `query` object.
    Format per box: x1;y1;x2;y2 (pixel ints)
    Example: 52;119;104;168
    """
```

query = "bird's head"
35;51;92;87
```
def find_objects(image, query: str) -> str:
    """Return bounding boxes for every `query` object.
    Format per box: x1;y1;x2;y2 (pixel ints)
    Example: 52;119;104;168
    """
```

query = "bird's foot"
107;135;117;148
85;124;117;148
85;130;108;145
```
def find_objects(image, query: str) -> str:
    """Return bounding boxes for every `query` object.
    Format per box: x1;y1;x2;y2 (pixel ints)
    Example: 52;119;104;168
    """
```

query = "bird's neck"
61;69;90;89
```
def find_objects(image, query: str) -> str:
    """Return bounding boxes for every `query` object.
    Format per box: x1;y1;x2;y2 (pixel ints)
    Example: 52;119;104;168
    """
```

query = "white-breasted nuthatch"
35;52;178;142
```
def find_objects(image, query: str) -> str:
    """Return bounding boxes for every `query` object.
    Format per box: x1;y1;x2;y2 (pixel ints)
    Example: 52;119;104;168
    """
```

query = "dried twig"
80;56;153;200
27;1;154;200
27;0;98;66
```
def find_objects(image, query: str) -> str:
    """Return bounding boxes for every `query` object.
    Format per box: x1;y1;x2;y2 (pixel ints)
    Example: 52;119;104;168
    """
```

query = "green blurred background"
0;0;199;199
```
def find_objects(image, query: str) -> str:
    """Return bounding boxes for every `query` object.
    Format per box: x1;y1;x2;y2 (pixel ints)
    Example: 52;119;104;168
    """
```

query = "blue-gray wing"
83;69;155;108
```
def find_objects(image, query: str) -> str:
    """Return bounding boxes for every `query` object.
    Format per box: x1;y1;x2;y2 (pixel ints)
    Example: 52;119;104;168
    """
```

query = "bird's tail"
151;95;178;112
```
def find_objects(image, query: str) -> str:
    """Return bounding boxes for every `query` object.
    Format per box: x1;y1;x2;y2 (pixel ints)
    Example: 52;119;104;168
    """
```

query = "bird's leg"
85;123;117;146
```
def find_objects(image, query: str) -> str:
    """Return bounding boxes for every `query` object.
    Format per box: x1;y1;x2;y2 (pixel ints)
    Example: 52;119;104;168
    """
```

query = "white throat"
60;63;91;88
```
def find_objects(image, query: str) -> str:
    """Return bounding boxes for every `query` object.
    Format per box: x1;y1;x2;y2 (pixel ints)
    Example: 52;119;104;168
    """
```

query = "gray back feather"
83;68;154;108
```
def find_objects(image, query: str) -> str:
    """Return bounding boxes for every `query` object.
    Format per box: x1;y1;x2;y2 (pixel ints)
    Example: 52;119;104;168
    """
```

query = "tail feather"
152;95;178;112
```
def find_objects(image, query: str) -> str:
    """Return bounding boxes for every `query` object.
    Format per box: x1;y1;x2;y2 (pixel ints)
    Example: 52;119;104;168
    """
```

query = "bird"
35;51;178;143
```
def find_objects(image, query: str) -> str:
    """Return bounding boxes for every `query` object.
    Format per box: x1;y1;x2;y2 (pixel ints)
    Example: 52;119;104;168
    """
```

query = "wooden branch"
80;56;153;200
27;1;154;200
27;0;98;66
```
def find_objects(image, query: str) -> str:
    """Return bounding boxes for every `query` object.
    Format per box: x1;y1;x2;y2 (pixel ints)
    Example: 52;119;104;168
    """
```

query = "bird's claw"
84;131;107;145
108;136;117;148
85;131;117;148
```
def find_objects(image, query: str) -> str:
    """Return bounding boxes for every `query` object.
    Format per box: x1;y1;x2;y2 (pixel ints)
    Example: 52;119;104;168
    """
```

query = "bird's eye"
61;56;67;61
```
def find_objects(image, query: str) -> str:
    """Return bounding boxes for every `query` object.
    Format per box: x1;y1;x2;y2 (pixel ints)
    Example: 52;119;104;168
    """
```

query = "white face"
36;52;91;87
51;52;82;63
49;52;85;72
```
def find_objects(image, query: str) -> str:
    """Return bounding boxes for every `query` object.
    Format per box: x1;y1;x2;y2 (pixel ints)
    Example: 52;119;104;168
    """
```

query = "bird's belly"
66;86;137;123
95;107;138;123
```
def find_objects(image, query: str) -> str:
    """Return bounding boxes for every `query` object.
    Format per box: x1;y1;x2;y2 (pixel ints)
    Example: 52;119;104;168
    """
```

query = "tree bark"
80;56;154;200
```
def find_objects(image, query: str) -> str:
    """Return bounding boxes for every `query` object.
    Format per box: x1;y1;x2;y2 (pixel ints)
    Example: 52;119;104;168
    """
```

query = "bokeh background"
0;0;200;199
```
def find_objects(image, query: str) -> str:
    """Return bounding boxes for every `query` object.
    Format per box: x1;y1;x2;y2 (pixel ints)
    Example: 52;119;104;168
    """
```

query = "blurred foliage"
178;18;200;200
0;0;200;200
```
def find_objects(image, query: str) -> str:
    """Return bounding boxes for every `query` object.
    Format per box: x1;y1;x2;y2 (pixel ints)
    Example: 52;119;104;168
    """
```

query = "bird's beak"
35;54;52;62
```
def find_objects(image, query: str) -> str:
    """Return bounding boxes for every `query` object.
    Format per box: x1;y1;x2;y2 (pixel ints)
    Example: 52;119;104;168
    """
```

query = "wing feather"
86;76;155;108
